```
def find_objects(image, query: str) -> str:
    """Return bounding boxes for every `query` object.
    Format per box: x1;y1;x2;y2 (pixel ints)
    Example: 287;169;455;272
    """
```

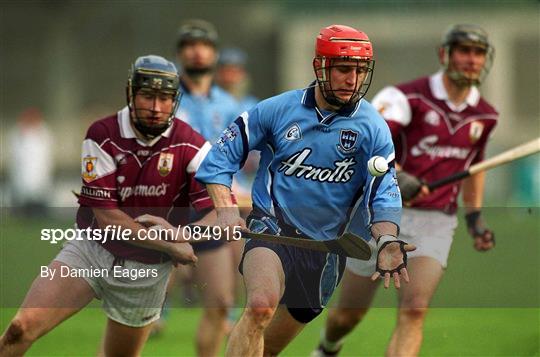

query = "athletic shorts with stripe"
55;238;172;327
239;212;346;323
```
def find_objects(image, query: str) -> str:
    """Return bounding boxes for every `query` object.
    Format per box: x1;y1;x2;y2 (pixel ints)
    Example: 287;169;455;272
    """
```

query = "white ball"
367;156;388;176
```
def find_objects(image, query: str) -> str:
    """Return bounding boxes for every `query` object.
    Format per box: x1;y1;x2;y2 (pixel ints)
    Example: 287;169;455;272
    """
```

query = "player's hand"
397;171;430;204
216;208;247;241
371;236;416;289
135;214;183;242
465;211;495;252
136;214;174;230
166;242;198;267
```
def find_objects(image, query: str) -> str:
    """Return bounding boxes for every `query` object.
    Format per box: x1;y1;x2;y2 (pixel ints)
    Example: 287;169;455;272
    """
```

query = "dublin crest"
337;129;359;153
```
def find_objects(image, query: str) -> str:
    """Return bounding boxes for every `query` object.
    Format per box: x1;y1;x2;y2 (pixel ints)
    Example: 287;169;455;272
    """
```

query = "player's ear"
437;47;446;66
313;57;324;80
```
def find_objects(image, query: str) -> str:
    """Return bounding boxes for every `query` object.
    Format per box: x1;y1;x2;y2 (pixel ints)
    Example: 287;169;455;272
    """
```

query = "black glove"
465;211;495;250
396;171;424;201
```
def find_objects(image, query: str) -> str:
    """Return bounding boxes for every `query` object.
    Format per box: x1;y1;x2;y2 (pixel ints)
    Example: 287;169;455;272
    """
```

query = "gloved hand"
465;210;495;251
396;171;426;201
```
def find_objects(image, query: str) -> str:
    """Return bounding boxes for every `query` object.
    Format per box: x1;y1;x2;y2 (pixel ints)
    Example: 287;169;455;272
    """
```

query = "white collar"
429;71;480;112
118;106;173;146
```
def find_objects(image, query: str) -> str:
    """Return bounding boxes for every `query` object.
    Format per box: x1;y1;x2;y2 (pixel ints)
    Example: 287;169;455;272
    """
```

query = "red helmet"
316;25;373;60
313;25;375;108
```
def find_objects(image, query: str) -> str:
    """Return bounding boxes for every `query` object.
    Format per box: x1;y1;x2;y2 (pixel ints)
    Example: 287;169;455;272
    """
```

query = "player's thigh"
263;305;305;356
228;238;243;269
102;318;152;357
398;256;444;308
14;260;95;337
243;247;285;306
334;268;379;309
193;245;234;305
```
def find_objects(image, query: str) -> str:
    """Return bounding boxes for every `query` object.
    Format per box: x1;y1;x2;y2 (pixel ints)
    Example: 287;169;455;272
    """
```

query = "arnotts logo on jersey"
284;123;302;141
469;121;484;143
118;183;169;202
411;135;470;159
157;152;174;177
337;130;359;153
82;156;98;183
278;148;356;183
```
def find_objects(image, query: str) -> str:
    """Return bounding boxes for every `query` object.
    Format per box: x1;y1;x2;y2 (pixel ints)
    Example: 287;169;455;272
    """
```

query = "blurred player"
7;108;53;216
314;24;498;357
216;47;260;326
196;24;414;356
0;55;214;356
216;46;260;207
169;19;241;356
216;47;259;113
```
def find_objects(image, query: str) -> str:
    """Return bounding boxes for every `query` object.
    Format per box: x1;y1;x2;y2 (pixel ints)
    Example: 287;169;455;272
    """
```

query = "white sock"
319;328;344;352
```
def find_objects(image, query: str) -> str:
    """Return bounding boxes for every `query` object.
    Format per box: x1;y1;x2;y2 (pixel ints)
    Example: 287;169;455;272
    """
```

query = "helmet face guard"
441;24;495;86
126;55;181;139
313;56;374;108
313;25;375;108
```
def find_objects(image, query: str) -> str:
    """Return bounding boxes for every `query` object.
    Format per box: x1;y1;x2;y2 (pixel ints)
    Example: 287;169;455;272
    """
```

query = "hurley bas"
40;265;159;281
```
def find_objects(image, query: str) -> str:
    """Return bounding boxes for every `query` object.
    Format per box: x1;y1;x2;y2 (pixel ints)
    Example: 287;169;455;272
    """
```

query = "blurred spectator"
8;108;53;216
216;47;260;209
216;47;259;112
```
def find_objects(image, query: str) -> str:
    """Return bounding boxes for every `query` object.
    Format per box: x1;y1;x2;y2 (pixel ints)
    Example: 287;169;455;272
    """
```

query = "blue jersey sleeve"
195;105;268;188
361;125;402;230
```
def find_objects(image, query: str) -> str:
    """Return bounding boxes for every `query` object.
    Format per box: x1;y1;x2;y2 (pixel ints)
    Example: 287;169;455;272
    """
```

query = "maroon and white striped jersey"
77;107;213;263
372;71;498;213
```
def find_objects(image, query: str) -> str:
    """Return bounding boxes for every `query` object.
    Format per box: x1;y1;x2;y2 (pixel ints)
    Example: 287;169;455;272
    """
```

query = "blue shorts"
240;213;346;323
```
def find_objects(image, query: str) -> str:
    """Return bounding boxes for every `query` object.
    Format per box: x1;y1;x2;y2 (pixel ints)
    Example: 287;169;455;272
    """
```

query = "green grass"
0;308;537;356
1;208;539;356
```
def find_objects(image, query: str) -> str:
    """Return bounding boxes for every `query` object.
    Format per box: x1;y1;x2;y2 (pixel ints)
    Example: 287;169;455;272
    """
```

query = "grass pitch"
1;208;538;356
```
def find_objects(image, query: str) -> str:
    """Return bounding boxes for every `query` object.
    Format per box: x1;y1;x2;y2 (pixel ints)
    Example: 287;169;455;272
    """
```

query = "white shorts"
55;238;172;327
346;208;458;277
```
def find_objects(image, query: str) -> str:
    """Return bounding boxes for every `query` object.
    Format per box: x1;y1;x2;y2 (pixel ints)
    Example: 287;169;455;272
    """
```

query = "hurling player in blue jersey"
196;25;415;356
171;19;241;356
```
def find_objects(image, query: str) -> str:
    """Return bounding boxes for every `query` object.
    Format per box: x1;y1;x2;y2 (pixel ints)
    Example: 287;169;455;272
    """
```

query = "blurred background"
0;2;538;355
0;0;539;208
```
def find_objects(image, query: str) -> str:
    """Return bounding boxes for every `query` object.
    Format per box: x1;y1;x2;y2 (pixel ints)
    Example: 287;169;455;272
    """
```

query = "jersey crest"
284;123;302;141
469;121;484;143
424;110;440;126
157;152;174;177
337;129;359;153
82;156;98;183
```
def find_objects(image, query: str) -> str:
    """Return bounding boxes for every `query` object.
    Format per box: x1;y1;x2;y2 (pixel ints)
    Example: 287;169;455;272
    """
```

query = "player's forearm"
462;171;485;212
370;221;399;241
92;208;172;253
206;183;235;208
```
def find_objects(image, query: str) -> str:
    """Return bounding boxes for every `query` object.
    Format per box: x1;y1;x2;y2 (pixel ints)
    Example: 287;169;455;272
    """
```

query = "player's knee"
244;306;275;328
398;306;429;323
245;294;278;325
330;308;367;330
204;305;230;321
2;316;37;346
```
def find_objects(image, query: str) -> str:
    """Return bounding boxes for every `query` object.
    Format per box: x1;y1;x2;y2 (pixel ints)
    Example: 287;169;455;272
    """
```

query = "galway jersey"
175;80;241;142
77;107;213;263
196;84;402;242
372;71;498;213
